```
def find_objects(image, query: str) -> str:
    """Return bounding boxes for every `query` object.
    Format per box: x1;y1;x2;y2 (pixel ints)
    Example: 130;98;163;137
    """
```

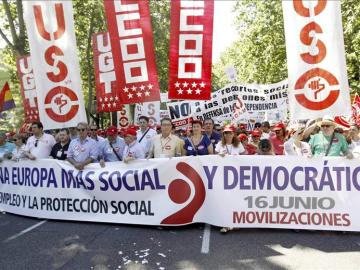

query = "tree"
213;0;360;97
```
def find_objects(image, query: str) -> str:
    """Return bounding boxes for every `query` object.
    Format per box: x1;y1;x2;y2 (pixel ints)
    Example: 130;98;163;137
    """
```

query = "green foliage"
149;0;171;93
213;0;360;97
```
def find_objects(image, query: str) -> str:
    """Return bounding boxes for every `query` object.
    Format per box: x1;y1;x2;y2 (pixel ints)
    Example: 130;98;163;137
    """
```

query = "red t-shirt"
244;143;257;155
270;135;285;155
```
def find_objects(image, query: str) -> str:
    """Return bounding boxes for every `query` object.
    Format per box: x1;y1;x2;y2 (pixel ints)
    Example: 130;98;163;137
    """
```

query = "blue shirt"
184;135;211;156
0;142;15;159
67;137;98;163
205;131;221;150
98;137;126;162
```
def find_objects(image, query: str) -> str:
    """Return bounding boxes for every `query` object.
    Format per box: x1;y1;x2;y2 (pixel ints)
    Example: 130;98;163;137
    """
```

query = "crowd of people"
0;115;359;168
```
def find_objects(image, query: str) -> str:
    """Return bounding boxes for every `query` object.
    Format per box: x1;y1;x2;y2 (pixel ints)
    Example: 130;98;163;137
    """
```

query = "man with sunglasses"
67;122;98;171
309;116;352;158
89;123;105;142
24;121;56;160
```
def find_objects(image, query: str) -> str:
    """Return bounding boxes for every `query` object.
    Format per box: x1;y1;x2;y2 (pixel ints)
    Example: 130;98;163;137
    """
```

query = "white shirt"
12;145;27;161
25;133;56;159
137;128;157;155
215;142;245;155
123;141;145;160
261;132;270;140
349;138;360;152
284;140;312;158
353;145;360;158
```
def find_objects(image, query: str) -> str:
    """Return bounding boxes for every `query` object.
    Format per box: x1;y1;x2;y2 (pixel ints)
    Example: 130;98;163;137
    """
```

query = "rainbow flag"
0;82;15;113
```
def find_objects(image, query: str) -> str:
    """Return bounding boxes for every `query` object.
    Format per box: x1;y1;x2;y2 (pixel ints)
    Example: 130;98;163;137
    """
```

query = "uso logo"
292;1;340;110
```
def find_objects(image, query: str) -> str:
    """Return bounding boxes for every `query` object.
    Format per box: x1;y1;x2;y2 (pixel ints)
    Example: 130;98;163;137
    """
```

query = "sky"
0;1;238;62
212;0;238;62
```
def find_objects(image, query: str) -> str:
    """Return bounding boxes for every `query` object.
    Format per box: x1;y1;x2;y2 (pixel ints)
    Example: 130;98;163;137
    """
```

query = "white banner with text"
1;157;359;231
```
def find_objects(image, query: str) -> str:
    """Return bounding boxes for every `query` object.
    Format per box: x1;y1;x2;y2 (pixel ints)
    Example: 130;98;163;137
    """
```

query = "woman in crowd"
215;125;246;156
184;120;213;156
11;133;27;161
216;125;245;233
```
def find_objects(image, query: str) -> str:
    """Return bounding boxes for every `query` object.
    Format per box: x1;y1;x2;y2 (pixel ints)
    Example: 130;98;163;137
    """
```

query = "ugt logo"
161;162;206;225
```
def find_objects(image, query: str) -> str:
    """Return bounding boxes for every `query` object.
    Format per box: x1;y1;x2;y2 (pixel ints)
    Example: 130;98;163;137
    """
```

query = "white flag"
24;1;86;129
282;0;350;120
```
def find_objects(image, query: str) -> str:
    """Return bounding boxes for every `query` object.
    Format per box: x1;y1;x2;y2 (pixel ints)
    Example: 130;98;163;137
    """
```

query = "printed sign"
16;56;40;123
93;32;122;112
283;0;350;119
1;156;360;231
24;1;87;129
168;0;214;100
103;0;161;104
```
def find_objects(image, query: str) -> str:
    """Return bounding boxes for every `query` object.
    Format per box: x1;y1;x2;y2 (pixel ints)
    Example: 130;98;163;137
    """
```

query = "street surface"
0;212;360;270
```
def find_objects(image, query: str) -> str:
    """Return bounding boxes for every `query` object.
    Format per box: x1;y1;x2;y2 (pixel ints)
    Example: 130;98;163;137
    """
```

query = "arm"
207;144;214;155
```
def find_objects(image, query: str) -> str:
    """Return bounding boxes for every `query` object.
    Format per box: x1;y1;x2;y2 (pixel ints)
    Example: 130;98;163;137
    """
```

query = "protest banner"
168;0;214;100
16;56;40;123
117;105;131;129
160;110;170;120
24;1;87;129
103;0;160;104
283;0;350;120
192;80;289;122
1;156;360;231
167;100;195;129
134;101;160;127
93;32;122;112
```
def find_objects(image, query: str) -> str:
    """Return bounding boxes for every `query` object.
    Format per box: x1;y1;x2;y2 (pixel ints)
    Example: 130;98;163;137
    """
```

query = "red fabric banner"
168;0;214;101
103;0;160;104
93;32;123;112
16;56;40;123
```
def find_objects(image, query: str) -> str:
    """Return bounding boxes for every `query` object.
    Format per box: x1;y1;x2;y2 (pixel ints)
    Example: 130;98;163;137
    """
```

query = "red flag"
103;0;160;104
168;0;214;101
93;32;123;112
351;94;360;125
16;56;40;123
0;82;15;113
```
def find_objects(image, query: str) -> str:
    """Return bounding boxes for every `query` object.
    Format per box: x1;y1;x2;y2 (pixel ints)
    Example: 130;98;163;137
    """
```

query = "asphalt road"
0;212;360;270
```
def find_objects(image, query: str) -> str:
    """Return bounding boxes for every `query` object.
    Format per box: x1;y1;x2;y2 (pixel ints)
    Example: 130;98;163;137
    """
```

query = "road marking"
201;224;211;254
3;220;47;243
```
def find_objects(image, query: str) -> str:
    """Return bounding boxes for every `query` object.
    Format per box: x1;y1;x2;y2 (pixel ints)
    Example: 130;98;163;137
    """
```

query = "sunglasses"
321;125;332;128
77;128;87;132
90;128;97;131
35;139;39;147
